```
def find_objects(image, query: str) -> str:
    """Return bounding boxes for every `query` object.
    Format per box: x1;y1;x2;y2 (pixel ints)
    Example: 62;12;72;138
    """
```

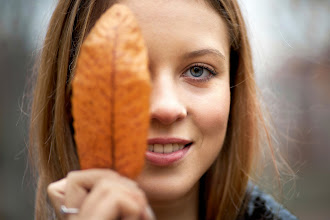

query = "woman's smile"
146;137;193;166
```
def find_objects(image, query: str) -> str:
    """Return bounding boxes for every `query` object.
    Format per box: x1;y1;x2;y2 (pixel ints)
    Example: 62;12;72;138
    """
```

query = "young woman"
29;0;298;219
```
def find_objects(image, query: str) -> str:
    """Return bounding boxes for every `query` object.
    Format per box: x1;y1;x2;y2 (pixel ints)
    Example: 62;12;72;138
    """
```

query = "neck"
150;183;200;220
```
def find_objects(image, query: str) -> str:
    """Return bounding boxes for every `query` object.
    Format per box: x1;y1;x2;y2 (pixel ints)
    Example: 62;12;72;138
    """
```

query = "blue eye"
183;64;217;82
190;66;204;77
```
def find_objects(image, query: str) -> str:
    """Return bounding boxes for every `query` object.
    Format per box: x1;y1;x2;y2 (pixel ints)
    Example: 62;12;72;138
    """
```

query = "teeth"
148;145;154;152
164;144;173;153
147;143;187;153
154;144;163;153
173;143;179;151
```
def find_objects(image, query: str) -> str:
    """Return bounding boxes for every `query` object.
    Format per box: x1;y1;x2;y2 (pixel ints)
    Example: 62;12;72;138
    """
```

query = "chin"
145;184;187;203
136;169;198;203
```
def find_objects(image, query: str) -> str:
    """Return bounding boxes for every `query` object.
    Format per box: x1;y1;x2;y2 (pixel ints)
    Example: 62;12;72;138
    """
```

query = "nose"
150;76;187;125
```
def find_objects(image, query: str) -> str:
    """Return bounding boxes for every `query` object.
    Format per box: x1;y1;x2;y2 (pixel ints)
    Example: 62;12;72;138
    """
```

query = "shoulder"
239;183;299;220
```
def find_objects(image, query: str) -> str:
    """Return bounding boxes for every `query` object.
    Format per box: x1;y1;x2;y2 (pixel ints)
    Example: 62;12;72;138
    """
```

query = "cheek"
189;86;230;139
185;85;230;180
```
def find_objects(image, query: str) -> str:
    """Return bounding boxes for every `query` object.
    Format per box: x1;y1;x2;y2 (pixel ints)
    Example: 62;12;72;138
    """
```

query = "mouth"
145;137;193;166
147;143;193;153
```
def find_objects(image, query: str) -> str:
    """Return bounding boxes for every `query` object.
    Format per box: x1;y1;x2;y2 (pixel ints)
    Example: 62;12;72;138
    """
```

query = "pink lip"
146;137;193;166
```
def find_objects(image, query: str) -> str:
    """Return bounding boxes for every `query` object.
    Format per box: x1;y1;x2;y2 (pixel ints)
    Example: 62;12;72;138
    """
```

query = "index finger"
64;169;135;209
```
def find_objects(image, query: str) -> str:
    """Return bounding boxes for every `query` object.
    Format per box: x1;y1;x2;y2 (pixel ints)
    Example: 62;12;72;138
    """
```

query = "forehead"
119;0;223;28
118;0;229;55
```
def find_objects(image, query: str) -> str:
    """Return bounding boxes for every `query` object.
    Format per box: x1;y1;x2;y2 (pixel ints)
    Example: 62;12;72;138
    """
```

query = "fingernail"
146;206;155;220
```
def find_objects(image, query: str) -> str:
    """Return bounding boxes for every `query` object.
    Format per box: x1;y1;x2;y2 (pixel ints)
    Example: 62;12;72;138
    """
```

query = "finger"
143;206;156;220
64;171;89;210
64;169;138;209
79;179;149;219
47;178;67;212
68;169;137;188
79;183;145;220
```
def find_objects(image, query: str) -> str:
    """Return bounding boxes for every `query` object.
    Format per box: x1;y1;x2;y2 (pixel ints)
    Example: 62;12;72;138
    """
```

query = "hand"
47;169;155;220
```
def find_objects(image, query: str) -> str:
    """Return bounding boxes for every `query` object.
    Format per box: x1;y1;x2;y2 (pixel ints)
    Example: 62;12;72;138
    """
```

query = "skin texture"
48;0;230;219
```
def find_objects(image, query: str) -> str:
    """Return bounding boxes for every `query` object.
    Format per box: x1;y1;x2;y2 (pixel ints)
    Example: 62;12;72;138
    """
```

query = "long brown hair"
29;0;278;219
201;1;262;219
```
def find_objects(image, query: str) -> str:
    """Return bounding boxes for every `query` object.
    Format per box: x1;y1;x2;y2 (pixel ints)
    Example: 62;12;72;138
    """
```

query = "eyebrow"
182;48;226;61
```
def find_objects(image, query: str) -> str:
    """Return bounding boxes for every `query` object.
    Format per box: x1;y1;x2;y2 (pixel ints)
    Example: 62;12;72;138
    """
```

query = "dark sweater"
238;184;298;220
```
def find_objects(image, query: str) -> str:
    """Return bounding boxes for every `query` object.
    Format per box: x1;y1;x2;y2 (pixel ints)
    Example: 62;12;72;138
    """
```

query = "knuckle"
104;170;120;179
118;177;140;191
130;190;148;207
66;170;80;180
47;182;56;195
136;187;147;200
127;180;139;189
114;194;142;216
122;175;137;185
97;179;113;194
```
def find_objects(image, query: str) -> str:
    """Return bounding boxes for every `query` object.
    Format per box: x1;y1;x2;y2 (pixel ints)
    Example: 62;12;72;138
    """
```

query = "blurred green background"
0;0;329;219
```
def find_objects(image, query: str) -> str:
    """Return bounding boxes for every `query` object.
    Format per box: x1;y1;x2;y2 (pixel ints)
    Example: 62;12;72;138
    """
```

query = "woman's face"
119;0;231;203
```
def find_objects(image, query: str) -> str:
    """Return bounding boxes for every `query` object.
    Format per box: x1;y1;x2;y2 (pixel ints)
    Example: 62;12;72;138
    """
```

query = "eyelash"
183;63;218;82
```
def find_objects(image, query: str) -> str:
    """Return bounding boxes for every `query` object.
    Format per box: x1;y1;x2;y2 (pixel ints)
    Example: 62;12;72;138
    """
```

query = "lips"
145;137;193;166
